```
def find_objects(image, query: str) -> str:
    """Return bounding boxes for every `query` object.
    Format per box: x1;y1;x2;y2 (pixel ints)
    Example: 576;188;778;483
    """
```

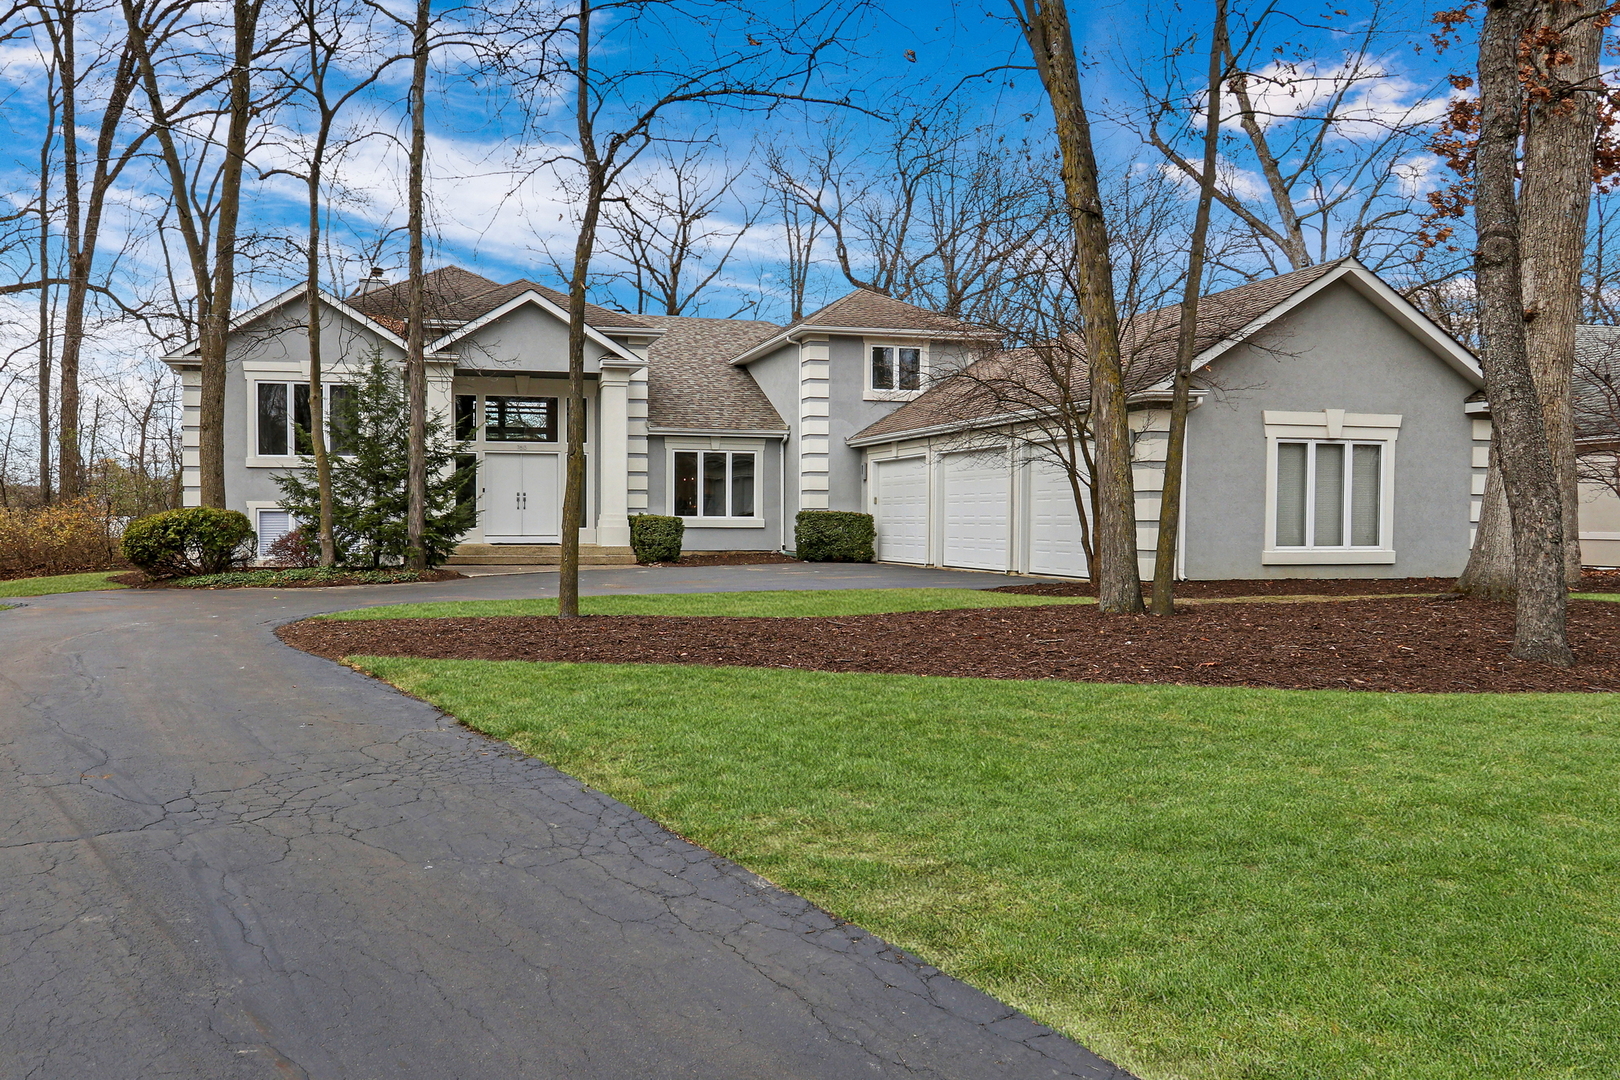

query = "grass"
0;570;127;597
352;658;1618;1080
1571;592;1620;602
319;586;1096;620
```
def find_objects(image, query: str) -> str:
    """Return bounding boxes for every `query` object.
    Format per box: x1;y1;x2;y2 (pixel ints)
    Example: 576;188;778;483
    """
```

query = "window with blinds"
1274;440;1382;548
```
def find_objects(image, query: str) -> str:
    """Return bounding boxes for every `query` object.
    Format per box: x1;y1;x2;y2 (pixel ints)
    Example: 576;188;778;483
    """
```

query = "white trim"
1261;549;1398;565
666;442;765;524
864;338;928;400
648;426;789;438
1261;416;1398;561
427;289;656;358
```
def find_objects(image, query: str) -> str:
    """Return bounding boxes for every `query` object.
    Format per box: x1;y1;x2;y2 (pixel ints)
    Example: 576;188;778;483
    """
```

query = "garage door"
1028;457;1089;577
941;453;1010;571
872;457;928;564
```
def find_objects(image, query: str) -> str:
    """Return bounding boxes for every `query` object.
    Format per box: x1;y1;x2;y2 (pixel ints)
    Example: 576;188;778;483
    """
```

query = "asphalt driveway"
0;565;1128;1080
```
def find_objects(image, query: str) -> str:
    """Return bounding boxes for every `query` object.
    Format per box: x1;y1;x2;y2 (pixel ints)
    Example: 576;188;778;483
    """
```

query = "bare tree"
1150;0;1227;617
1470;0;1573;664
1012;0;1142;614
599;148;758;316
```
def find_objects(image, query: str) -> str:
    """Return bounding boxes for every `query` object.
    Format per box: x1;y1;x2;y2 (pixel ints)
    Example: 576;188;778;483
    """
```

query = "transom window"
673;450;755;518
1276;440;1382;548
871;346;921;391
484;395;558;442
256;382;355;457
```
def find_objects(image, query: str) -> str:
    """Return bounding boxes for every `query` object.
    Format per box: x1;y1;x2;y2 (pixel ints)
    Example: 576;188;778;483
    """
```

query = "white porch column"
595;359;634;546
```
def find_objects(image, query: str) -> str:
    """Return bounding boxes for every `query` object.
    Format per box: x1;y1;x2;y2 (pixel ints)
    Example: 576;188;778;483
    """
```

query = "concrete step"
446;543;636;566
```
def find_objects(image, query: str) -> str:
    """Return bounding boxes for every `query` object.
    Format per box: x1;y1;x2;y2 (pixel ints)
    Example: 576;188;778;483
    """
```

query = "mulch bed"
115;568;466;589
995;575;1620;599
646;551;800;567
278;596;1620;693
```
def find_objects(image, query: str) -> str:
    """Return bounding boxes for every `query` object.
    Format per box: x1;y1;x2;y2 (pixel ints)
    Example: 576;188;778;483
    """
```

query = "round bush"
122;508;256;579
795;510;874;562
630;514;684;564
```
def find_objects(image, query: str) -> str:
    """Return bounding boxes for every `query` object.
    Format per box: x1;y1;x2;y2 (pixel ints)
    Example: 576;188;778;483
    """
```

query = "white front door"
872;457;928;564
941;453;1010;571
482;452;562;542
1027;456;1089;577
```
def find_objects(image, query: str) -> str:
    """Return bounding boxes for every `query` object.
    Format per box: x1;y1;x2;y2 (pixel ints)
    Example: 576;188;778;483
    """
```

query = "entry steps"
445;543;636;567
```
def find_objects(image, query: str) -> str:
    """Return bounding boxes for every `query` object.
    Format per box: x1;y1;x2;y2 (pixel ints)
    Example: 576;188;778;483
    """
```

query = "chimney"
353;267;389;295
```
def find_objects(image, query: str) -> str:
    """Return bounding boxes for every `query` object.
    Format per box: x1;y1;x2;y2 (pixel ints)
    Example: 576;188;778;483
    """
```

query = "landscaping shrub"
0;498;121;575
266;527;321;568
122;507;255;578
630;514;684;563
794;510;874;562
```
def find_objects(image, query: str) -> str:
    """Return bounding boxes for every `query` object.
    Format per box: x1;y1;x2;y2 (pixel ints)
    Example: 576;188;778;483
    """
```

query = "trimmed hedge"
631;514;684;564
122;507;256;579
795;510;874;563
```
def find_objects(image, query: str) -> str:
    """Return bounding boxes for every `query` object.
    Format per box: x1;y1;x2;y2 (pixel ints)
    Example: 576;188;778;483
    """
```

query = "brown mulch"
645;551;800;567
115;568;466;589
278;596;1620;693
996;574;1620;599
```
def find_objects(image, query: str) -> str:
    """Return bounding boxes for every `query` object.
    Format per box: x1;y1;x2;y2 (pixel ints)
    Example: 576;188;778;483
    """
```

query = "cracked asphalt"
0;565;1131;1080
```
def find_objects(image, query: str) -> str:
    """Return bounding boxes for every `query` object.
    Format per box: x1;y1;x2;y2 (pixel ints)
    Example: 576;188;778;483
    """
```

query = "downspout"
779;433;789;554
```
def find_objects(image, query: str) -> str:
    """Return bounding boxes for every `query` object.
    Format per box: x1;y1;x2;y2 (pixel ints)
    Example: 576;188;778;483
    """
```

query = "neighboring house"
1575;324;1620;567
166;258;1493;578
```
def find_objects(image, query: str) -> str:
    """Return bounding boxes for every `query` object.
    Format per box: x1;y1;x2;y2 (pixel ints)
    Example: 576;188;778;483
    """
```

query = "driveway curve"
0;566;1130;1080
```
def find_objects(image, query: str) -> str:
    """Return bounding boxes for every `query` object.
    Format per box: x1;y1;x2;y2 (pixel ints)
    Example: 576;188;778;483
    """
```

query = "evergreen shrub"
122;507;255;578
630;514;684;564
795;510;874;562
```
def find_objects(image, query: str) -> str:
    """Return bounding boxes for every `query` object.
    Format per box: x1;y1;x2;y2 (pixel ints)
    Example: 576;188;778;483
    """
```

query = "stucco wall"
825;334;925;512
1182;279;1479;579
645;435;784;550
455;304;611;374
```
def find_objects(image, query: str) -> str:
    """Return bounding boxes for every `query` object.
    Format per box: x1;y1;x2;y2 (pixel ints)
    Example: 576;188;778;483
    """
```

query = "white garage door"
941;453;1010;571
1028;457;1089;577
872;457;928;564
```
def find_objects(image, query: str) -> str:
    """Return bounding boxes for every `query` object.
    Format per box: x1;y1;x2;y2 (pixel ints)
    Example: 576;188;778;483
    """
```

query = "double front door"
482;452;561;542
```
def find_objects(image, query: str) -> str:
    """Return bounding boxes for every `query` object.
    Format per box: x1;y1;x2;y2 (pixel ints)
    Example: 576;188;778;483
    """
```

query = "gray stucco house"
167;258;1490;579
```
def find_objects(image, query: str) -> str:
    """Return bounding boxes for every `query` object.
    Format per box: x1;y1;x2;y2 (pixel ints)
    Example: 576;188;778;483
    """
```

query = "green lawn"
321;586;1096;620
0;570;127;597
353;658;1618;1080
1571;592;1620;601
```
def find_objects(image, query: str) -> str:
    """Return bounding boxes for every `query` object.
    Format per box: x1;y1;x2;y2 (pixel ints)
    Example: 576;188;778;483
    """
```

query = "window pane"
1276;442;1307;546
871;346;894;390
674;452;698;516
898;348;921;390
485;396;557;441
703;452;728;517
1351;444;1381;546
257;383;288;456
731;453;755;517
1314;442;1345;546
455;395;477;440
454;453;477;507
328;385;356;455
293;383;313;455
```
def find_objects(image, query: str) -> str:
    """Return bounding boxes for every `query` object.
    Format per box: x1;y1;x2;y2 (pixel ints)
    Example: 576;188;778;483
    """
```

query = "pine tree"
274;349;474;567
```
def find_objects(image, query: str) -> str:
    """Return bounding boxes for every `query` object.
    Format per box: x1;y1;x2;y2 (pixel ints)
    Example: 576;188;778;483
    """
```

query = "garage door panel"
941;454;1009;571
1028;458;1088;578
873;458;928;564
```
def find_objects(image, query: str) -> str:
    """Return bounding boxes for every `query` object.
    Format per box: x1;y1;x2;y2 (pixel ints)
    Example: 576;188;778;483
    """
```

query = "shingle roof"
347;266;653;333
849;260;1352;444
1575;324;1620;442
642;315;788;431
790;288;984;334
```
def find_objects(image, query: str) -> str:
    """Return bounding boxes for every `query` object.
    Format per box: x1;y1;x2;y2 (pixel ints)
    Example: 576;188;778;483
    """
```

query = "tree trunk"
1458;440;1517;598
404;0;429;570
306;136;335;566
1152;0;1225;616
1519;0;1601;585
37;77;54;504
56;10;82;499
559;0;599;619
1473;0;1573;665
1015;0;1142;614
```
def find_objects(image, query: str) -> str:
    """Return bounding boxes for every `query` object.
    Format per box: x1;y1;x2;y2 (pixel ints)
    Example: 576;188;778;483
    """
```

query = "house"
1575;324;1620;567
166;258;1493;578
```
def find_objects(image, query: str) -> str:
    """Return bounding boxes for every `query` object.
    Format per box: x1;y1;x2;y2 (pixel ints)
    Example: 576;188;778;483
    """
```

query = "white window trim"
864;339;928;401
666;438;765;528
247;380;354;468
1262;410;1400;565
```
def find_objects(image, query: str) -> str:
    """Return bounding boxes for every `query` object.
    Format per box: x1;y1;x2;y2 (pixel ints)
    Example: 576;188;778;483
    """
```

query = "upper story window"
1275;440;1382;548
256;382;355;457
484;395;558;442
870;345;921;392
673;450;755;519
